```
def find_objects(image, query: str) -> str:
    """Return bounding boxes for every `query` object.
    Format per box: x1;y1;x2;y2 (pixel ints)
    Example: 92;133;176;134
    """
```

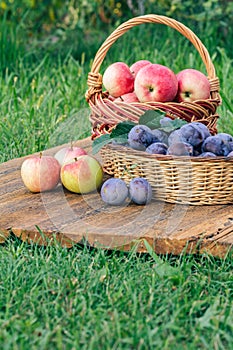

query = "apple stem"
39;152;42;158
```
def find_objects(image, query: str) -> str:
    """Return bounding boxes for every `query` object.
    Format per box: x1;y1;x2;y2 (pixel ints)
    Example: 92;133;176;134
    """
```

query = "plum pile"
100;177;152;206
127;120;233;158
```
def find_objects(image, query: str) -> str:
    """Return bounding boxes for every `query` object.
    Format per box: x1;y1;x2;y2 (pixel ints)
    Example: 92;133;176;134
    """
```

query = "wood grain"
0;137;232;257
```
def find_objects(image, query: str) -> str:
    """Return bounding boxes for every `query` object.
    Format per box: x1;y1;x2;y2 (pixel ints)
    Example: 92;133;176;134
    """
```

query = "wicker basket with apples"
85;14;221;136
85;14;233;205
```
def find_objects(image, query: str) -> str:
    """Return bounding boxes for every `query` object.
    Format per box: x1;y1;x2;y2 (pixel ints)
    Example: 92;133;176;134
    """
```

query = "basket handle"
86;14;219;101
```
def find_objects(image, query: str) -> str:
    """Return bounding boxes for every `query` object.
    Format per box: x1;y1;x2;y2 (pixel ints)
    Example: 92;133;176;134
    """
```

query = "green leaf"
91;121;136;154
160;118;187;133
139;110;165;129
92;133;112;154
112;134;129;144
110;120;136;138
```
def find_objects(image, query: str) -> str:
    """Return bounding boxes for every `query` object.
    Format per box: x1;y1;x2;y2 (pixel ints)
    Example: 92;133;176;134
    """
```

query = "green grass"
0;14;233;350
0;54;91;162
1;22;233;163
0;235;232;350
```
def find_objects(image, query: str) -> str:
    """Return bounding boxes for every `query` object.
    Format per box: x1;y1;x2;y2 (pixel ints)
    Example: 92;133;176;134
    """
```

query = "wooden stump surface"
0;137;233;258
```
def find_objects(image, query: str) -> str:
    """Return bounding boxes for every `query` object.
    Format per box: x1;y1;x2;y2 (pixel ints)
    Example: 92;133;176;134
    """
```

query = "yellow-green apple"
102;62;134;98
130;60;151;77
54;146;87;166
134;63;178;103
21;154;60;193
60;155;103;194
176;68;211;102
115;91;139;103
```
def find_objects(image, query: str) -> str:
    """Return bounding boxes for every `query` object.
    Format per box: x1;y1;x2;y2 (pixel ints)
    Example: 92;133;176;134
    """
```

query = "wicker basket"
85;14;221;136
85;14;232;206
100;144;233;205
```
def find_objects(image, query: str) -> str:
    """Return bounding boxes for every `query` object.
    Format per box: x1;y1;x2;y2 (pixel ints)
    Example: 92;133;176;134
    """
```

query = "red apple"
134;63;178;103
102;62;134;98
54;146;87;166
130;60;151;77
60;155;103;194
21;153;60;193
115;92;139;103
176;68;211;102
108;95;116;101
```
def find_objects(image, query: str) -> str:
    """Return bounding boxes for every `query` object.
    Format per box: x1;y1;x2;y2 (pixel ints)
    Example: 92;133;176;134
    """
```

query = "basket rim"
89;93;220;136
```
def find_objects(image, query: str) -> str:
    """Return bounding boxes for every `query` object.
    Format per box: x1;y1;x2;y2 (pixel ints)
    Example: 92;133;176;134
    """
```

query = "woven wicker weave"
85;14;232;206
100;144;233;205
85;14;221;136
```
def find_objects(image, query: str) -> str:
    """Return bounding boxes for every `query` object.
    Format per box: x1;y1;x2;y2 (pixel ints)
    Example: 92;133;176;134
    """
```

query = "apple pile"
20;146;103;194
102;60;211;103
